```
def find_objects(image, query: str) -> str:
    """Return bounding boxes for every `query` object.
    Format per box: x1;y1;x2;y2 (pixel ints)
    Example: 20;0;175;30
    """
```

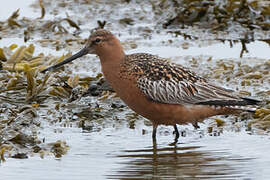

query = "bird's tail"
197;97;262;113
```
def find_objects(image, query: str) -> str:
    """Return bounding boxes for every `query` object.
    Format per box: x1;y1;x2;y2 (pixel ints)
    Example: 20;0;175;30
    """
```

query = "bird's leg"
173;124;180;141
152;124;158;143
192;122;200;129
169;125;180;146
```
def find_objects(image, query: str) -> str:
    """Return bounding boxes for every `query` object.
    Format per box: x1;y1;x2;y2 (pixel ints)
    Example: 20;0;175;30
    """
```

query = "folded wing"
137;65;259;106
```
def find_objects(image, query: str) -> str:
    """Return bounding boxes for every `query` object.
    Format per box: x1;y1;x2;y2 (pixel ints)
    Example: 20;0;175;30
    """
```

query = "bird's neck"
99;48;125;72
99;47;125;88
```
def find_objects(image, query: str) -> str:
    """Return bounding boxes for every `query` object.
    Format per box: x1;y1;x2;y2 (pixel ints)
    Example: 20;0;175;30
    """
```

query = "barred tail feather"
197;97;261;106
198;97;261;112
227;105;257;112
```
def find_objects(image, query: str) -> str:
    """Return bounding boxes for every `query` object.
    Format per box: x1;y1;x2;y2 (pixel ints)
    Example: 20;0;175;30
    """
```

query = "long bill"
40;47;88;73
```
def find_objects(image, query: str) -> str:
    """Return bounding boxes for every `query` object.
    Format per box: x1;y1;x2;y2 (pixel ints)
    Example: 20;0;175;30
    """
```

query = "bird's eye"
95;38;101;43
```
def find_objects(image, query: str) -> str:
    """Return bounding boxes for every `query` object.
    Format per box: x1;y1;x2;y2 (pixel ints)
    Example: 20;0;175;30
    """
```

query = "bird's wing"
125;53;256;106
137;77;242;105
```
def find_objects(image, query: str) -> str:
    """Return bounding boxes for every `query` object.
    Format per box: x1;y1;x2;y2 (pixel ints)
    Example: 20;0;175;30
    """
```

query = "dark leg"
192;122;200;129
152;124;158;143
174;125;180;141
169;125;180;146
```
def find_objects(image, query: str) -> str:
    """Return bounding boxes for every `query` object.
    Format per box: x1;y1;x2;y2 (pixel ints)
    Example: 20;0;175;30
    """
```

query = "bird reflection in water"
109;142;253;179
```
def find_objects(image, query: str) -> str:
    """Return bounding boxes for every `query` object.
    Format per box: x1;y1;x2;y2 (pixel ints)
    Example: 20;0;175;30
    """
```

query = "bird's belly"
109;78;194;125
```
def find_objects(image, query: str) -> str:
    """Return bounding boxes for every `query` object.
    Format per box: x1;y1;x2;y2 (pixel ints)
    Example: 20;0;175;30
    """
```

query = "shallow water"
0;0;39;21
130;40;270;59
1;0;270;180
1;126;270;179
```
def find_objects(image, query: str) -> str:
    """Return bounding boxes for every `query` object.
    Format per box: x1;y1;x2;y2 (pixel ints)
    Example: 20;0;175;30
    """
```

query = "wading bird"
41;29;260;143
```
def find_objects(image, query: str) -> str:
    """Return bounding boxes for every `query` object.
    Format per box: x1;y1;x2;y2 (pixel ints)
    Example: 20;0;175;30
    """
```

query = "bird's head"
41;29;124;73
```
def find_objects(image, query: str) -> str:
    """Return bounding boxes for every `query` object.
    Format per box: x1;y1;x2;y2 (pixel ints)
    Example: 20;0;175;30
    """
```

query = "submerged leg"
174;125;180;141
169;124;180;146
152;124;158;143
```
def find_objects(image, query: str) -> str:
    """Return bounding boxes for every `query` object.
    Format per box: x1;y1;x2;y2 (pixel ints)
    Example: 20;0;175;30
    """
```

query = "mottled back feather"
120;53;259;106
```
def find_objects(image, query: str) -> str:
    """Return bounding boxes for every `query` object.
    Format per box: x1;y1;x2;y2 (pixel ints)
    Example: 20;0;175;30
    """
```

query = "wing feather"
137;77;242;105
125;53;259;106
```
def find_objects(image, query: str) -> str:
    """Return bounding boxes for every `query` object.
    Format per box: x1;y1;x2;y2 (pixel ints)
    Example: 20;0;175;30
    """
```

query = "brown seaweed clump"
154;0;270;31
